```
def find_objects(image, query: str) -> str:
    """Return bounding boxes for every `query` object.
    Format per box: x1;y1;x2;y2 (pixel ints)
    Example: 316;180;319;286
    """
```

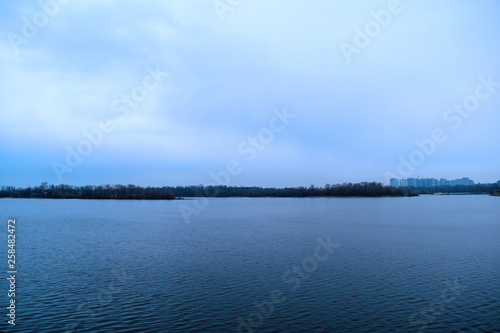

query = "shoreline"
1;193;495;200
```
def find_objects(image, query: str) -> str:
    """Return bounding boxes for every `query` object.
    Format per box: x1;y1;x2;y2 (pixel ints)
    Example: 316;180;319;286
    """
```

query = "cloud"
1;0;499;186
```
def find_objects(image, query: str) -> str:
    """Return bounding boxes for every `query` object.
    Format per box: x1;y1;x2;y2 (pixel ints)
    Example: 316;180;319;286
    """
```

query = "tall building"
423;178;435;187
438;178;450;186
453;177;474;186
389;177;475;188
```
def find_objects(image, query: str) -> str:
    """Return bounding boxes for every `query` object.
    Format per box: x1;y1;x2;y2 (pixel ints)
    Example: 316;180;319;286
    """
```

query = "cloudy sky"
1;0;499;187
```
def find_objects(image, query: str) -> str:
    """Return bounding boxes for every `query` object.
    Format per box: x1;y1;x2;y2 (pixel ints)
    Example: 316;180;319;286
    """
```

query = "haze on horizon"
1;0;499;188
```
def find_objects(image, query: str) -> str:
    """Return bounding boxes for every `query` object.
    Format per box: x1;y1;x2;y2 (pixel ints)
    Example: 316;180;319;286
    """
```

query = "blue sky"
1;0;499;187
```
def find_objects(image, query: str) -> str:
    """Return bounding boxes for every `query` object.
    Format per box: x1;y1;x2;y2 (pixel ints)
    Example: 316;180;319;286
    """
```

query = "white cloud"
1;0;499;185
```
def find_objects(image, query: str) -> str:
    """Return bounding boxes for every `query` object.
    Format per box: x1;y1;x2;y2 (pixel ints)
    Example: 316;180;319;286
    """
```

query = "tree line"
0;183;175;200
0;182;405;199
171;182;406;197
1;182;497;200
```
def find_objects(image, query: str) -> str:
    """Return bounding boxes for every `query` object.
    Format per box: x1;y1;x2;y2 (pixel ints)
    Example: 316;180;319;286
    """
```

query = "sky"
1;0;499;188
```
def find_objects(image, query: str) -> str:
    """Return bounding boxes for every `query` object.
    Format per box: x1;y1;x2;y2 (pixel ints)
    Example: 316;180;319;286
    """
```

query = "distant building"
439;178;450;186
407;178;417;187
390;177;475;188
452;177;474;186
424;178;437;187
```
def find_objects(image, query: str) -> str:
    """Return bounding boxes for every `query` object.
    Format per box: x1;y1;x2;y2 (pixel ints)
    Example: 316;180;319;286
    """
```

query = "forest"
1;182;498;200
170;182;406;198
0;183;176;200
0;182;404;199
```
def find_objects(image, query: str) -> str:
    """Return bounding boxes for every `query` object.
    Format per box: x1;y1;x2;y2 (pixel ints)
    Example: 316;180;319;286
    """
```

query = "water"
0;196;499;332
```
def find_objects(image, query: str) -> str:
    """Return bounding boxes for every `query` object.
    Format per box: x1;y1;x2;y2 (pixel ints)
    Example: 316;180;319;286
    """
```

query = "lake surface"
0;196;499;332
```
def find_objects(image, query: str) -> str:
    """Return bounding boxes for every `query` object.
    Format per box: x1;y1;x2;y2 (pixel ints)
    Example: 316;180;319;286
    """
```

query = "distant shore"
2;182;498;199
1;182;406;199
